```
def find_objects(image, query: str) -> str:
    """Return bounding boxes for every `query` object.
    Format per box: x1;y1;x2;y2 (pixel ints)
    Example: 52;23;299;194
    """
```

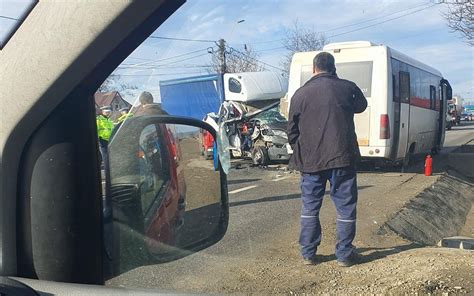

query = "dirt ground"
208;173;474;295
213;235;474;295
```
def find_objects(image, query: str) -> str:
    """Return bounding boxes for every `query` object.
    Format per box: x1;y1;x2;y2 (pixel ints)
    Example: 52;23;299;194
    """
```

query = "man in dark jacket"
287;52;367;267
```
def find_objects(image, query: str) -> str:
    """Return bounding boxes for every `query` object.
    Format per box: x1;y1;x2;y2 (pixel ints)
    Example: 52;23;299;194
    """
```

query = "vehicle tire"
431;146;439;155
251;146;269;166
401;144;415;172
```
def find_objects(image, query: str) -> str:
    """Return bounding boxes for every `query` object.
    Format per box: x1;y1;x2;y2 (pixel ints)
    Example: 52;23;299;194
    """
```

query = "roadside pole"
217;38;227;73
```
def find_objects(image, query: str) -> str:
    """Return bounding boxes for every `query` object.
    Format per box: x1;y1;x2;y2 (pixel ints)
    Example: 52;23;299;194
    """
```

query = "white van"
288;41;452;165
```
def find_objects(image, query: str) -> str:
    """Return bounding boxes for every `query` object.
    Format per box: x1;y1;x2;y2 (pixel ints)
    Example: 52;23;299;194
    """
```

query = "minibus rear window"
336;61;373;97
300;61;373;97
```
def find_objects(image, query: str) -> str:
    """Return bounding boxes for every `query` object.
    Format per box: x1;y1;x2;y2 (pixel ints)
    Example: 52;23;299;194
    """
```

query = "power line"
0;15;18;21
110;71;208;77
384;29;440;43
119;48;211;69
117;52;211;74
327;4;438;39
228;47;287;72
254;46;287;53
238;1;434;47
126;56;154;61
118;63;210;69
152;52;211;66
148;35;215;43
324;1;433;33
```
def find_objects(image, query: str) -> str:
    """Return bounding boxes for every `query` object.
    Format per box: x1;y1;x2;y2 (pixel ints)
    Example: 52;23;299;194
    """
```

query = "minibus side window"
430;85;436;110
392;75;399;102
399;72;410;103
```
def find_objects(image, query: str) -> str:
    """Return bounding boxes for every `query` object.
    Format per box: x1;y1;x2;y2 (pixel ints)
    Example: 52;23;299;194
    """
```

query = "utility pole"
217;38;227;73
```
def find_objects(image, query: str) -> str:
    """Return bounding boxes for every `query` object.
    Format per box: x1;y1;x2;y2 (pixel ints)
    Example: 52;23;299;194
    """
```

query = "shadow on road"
229;185;373;207
356;243;423;264
313;243;422;264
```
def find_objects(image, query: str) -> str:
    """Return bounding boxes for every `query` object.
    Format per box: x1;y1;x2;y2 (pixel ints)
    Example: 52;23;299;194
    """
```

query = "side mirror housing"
105;116;228;277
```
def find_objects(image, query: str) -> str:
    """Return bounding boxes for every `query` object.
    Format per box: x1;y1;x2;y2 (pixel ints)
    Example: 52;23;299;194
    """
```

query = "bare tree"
209;43;264;73
442;0;473;46
281;20;328;71
98;75;138;93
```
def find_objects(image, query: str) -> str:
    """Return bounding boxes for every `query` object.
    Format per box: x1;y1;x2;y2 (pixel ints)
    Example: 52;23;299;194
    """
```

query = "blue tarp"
160;74;224;120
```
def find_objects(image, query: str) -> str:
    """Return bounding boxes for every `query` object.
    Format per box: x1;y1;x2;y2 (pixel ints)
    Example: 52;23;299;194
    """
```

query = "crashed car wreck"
205;72;291;165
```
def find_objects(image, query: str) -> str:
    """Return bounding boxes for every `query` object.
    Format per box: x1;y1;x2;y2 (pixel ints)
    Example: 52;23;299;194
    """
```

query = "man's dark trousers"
300;166;358;261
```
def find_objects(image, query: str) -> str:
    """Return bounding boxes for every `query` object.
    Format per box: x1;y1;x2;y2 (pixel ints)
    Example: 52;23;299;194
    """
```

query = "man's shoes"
303;256;318;265
337;252;361;267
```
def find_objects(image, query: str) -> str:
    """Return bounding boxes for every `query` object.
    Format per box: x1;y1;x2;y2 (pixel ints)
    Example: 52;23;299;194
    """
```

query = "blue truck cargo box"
160;74;224;120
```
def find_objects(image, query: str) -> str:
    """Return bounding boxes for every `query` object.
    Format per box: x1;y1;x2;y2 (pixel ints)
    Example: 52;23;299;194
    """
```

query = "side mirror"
105;116;228;277
447;86;453;101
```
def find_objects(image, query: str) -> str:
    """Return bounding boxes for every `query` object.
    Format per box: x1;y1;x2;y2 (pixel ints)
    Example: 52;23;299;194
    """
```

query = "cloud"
101;0;471;97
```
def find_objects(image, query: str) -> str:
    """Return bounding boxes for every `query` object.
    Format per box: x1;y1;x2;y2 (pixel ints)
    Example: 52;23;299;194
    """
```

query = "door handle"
402;123;405;128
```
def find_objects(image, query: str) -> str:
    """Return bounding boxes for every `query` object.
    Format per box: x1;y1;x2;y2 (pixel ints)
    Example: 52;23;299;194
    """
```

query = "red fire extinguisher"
424;155;433;176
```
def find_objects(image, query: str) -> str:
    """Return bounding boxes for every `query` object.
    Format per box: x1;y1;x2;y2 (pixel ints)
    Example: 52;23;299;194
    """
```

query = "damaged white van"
205;71;290;165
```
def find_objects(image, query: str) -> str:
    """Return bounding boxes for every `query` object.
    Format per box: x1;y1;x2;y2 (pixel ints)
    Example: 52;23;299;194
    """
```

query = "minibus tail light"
380;114;390;139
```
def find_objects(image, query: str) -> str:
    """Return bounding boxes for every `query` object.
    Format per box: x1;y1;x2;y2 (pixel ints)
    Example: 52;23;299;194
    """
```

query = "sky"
1;0;473;103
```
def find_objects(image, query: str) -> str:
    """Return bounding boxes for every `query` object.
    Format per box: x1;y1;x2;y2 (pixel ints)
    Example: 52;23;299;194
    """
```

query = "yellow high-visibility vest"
96;115;114;141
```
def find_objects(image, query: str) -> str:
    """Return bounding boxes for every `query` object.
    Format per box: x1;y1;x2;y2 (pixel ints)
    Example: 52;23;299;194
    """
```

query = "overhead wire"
235;1;435;47
116;52;212;74
148;35;215;43
228;47;287;72
116;2;438;74
119;47;212;69
323;1;434;33
327;3;438;38
110;71;209;77
0;15;18;21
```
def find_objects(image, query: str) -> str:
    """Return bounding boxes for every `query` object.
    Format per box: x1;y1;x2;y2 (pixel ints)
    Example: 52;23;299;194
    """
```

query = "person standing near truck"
287;52;367;267
116;107;133;124
96;105;114;162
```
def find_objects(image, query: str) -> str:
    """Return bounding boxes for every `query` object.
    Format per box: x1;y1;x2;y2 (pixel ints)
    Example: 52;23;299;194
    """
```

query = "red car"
108;118;186;268
200;129;215;159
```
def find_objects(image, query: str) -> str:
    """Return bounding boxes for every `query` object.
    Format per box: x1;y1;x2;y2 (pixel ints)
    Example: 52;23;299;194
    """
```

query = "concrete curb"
382;174;474;245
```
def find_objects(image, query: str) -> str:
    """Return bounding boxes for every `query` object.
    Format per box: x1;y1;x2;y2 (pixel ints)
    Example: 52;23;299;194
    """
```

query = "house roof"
94;91;121;107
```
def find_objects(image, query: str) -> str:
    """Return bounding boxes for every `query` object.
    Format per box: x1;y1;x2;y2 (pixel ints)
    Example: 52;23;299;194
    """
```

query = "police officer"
116;107;133;124
96;105;114;162
287;52;367;267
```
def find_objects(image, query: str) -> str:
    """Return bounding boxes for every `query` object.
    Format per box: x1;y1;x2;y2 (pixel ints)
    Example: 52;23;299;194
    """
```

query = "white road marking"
272;176;291;182
228;185;257;194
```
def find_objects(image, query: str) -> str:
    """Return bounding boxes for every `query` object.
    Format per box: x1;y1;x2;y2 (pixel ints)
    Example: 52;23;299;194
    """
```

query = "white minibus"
288;41;452;165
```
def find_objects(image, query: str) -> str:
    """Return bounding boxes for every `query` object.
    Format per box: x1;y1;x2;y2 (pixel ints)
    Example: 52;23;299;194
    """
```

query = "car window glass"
107;121;222;275
138;124;170;214
87;1;473;294
228;77;242;93
0;0;37;48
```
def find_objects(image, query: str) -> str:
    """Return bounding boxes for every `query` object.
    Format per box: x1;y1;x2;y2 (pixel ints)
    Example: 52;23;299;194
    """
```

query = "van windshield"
253;106;287;124
300;61;373;97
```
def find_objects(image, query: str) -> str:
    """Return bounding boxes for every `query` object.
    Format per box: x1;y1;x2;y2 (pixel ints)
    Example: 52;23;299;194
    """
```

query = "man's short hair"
139;91;154;105
313;52;336;73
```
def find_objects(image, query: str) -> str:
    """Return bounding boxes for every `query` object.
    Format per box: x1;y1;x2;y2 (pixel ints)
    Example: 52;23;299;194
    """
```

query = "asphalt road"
107;122;474;293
